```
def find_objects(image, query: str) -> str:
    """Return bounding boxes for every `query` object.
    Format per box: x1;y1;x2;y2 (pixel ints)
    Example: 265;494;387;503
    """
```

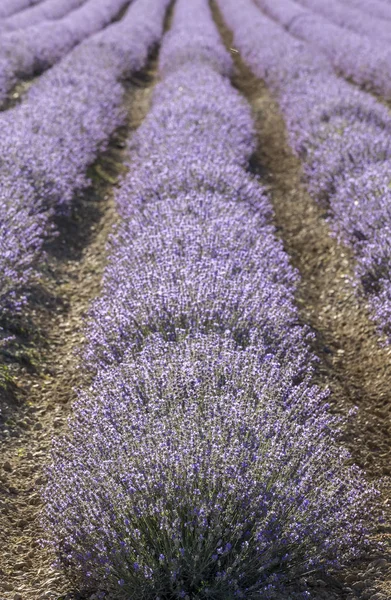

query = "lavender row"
220;0;391;341
0;0;131;106
0;0;86;33
0;0;40;18
255;0;391;99
344;0;391;20
294;0;391;45
0;0;169;338
43;0;378;598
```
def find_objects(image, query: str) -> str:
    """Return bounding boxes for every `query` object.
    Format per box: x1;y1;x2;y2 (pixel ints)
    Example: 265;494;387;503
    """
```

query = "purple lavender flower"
295;0;391;45
44;1;379;599
334;0;391;22
0;0;86;33
45;335;378;599
218;0;391;339
0;0;131;104
0;0;170;344
0;0;41;18
255;0;391;98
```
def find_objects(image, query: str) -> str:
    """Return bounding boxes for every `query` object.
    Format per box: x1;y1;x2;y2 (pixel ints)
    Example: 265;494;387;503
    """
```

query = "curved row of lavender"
43;0;378;598
219;0;391;341
0;0;169;342
0;0;86;33
254;0;391;99
294;0;391;45
0;0;41;18
344;0;391;20
0;0;131;106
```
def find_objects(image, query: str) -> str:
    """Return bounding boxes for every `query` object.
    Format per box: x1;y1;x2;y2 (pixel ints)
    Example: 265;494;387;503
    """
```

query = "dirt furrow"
0;66;157;599
212;2;391;598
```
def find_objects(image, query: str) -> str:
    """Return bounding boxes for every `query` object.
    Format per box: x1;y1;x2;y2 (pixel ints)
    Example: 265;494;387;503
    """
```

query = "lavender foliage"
0;0;41;18
219;0;391;339
44;0;379;597
0;0;86;33
0;0;169;335
294;0;391;45
0;0;130;105
255;0;391;99
45;335;375;599
343;0;391;21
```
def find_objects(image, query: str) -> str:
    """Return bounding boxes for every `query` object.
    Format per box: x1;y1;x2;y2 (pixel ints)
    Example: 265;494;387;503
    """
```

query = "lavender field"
0;0;390;598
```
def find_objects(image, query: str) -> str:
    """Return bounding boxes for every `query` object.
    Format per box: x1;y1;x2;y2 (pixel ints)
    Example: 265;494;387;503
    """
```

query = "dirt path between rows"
0;66;157;600
212;2;391;599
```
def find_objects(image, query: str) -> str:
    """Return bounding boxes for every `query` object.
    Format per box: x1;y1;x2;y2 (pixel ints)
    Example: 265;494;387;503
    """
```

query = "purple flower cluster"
0;0;130;105
0;0;86;33
294;0;391;45
219;0;391;339
0;0;169;332
0;0;41;18
44;0;378;598
46;336;375;599
255;0;391;99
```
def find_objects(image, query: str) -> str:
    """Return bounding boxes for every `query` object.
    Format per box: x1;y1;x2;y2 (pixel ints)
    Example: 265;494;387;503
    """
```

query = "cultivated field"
0;0;390;599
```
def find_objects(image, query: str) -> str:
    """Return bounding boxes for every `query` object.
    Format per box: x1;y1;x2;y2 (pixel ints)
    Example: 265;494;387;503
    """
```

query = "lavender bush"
294;0;391;45
343;0;391;21
84;184;301;370
255;0;391;99
44;0;379;597
0;0;169;337
219;0;391;339
45;335;376;599
0;0;129;105
0;0;86;33
0;0;40;18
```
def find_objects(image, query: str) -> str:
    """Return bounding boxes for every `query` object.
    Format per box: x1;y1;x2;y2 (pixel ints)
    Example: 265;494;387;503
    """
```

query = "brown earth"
0;66;157;599
212;2;391;599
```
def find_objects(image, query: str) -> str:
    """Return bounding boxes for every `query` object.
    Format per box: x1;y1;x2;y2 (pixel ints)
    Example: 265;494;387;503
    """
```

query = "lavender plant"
0;0;169;340
0;0;86;33
343;0;391;21
0;0;129;105
0;178;49;321
0;0;41;18
255;0;391;99
84;186;300;369
294;0;391;45
218;0;391;339
45;335;376;599
44;0;379;598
